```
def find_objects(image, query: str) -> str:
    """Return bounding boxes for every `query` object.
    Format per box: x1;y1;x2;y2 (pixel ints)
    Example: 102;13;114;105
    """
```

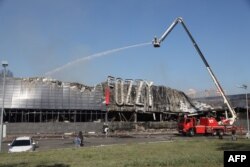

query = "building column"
134;112;137;123
105;112;108;123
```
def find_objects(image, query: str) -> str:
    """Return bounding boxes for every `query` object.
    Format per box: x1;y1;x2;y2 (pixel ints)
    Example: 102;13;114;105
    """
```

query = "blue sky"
0;0;250;95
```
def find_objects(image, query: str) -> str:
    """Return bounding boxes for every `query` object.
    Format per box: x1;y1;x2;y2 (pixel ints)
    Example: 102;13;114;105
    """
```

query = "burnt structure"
0;76;212;123
195;94;250;109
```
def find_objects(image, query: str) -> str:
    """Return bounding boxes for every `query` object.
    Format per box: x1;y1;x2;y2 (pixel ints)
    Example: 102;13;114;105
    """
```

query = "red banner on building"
105;87;110;105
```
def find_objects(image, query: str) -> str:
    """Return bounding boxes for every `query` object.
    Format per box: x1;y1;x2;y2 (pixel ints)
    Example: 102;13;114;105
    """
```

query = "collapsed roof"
0;76;213;113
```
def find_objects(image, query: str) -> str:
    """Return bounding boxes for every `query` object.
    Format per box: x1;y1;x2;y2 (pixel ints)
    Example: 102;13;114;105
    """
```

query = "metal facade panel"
0;77;105;111
0;77;214;113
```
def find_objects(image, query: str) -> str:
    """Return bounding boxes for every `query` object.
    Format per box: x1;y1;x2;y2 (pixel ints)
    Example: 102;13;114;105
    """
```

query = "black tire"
218;130;224;139
218;130;224;136
189;128;195;137
212;130;217;136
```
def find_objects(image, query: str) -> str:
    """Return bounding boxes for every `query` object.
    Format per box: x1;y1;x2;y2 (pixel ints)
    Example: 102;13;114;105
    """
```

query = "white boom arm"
153;17;236;125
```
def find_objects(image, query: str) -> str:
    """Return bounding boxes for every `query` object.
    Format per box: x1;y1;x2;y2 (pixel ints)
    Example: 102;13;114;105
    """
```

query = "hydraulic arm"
153;17;236;125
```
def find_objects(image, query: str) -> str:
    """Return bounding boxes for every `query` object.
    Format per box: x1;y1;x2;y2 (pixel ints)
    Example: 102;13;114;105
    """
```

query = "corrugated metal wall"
0;77;105;110
0;77;216;114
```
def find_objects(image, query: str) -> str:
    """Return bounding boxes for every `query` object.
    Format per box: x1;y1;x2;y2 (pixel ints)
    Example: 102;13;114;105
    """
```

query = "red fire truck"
153;17;237;137
178;116;227;136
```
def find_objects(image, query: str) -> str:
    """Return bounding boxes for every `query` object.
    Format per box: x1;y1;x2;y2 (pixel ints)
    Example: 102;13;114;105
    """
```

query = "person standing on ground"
78;131;84;146
74;135;81;147
231;126;237;141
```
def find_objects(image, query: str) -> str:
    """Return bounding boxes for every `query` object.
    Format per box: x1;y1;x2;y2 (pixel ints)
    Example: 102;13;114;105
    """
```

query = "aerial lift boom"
153;17;236;125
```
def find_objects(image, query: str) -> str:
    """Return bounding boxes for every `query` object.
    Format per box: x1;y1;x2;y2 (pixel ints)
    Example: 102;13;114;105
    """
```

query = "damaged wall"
103;76;213;113
0;77;105;111
0;76;213;115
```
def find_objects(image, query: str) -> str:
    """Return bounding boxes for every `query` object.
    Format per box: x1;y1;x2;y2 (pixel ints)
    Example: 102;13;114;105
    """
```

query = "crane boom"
153;17;236;125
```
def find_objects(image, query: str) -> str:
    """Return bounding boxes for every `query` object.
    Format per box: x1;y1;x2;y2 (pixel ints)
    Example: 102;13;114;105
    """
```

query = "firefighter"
78;131;84;146
231;126;237;141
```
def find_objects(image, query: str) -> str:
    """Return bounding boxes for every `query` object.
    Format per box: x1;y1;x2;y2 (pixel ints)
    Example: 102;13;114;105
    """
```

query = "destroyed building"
0;76;213;123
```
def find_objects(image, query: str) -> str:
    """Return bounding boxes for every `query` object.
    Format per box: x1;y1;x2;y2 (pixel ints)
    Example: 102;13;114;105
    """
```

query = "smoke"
44;42;151;77
186;88;197;98
0;0;91;78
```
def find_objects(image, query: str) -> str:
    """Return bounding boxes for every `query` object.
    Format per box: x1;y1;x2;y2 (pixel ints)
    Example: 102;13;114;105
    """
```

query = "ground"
1;133;250;167
2;131;241;152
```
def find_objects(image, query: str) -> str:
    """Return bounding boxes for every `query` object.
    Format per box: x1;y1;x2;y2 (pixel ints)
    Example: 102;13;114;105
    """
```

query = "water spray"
44;42;151;76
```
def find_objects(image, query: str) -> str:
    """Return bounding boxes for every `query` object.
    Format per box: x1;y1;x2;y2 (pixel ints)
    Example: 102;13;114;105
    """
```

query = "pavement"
2;131;241;153
2;133;174;152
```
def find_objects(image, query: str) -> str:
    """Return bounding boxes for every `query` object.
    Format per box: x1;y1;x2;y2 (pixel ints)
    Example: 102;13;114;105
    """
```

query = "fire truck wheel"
218;130;224;136
189;128;195;137
212;130;217;136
